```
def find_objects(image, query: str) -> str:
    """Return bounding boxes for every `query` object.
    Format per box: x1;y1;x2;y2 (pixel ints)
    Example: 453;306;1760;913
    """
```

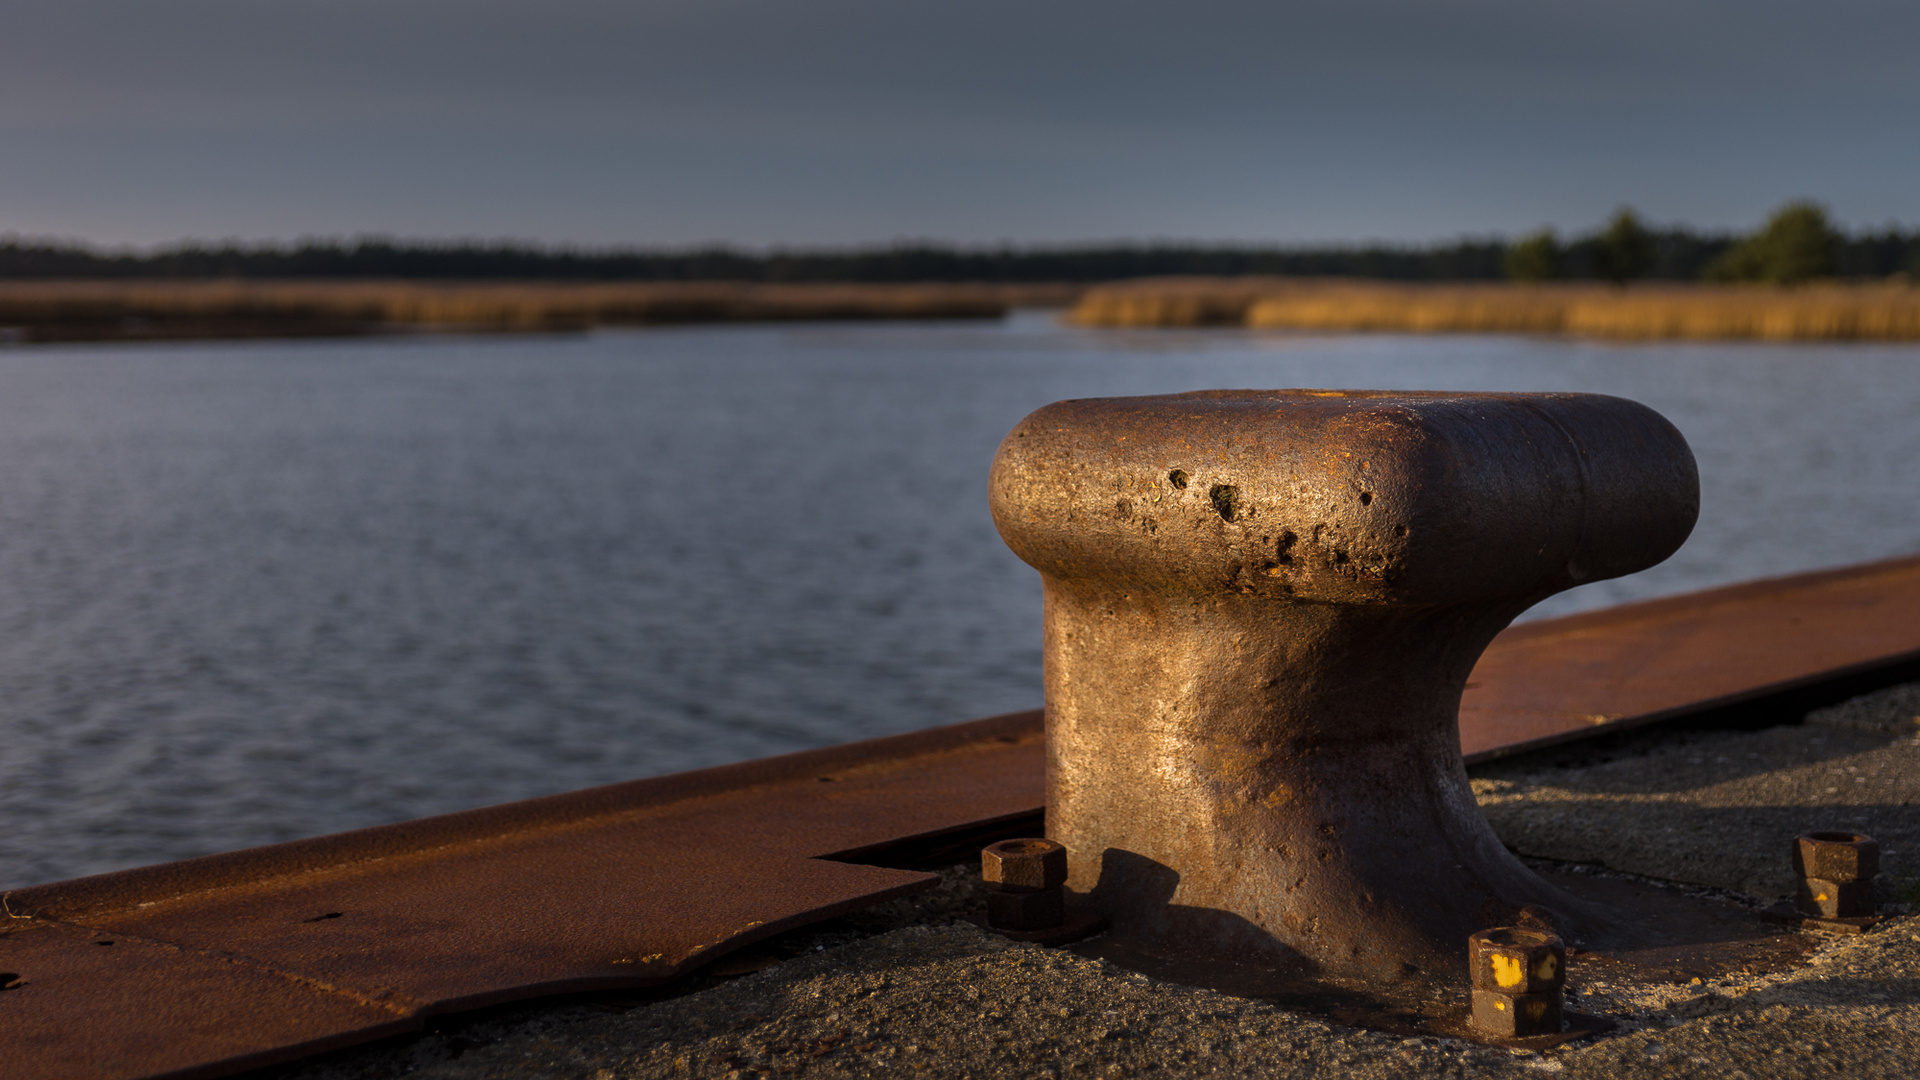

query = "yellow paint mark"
1491;953;1526;989
1262;785;1294;808
1493;1000;1507;1011
1534;954;1559;982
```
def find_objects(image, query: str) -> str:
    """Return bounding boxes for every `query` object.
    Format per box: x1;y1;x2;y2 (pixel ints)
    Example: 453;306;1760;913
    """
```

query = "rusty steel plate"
3;713;1046;1080
0;921;415;1077
4;554;1919;1079
1461;552;1920;761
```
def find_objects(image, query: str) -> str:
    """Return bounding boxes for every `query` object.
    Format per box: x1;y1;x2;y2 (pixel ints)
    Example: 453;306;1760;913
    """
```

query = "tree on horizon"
1705;201;1841;285
1504;229;1561;282
1590;210;1656;286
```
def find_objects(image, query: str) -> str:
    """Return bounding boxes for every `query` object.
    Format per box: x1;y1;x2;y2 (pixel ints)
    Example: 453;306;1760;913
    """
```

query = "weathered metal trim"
1497;552;1920;636
7;709;1042;921
817;808;1047;869
1461;552;1920;763
1463;647;1920;765
1;711;1048;1080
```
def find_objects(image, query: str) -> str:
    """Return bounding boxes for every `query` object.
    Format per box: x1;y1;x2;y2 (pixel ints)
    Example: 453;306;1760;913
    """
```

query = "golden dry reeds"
1068;278;1920;342
0;280;1082;343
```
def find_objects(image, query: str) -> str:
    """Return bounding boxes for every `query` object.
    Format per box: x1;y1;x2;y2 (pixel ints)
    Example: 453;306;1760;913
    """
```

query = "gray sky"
4;0;1916;248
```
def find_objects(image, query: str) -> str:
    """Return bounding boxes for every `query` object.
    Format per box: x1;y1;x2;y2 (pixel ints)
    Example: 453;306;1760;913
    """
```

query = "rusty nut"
1469;927;1566;994
1796;877;1875;919
1793;832;1879;883
986;886;1065;931
982;838;1068;893
1471;988;1563;1038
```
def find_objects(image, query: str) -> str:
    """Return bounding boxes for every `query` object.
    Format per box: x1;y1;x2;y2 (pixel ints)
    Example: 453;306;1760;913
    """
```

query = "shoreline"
0;280;1083;345
9;277;1920;345
1068;277;1920;342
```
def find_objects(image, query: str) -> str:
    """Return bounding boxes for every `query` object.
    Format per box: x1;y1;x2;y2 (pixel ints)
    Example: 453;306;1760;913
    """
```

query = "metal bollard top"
990;389;1698;606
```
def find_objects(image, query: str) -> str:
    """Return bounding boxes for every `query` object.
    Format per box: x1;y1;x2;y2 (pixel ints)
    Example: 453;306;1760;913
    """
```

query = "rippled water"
3;313;1917;887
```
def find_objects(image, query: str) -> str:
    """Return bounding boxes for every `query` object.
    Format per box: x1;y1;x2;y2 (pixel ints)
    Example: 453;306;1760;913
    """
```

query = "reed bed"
1069;278;1920;341
0;280;1082;343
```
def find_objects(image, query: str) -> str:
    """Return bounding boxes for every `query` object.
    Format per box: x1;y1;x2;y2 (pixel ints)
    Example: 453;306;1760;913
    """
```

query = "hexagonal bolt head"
1469;927;1566;994
1793;832;1879;883
987;886;1066;931
1796;877;1875;919
982;838;1068;893
1471;988;1563;1038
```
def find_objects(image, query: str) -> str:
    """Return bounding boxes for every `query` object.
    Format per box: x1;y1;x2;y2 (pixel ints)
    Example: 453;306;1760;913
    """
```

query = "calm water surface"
3;313;1917;886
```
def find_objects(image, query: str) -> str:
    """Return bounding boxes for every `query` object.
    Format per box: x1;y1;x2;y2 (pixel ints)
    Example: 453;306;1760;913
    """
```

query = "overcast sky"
4;0;1916;249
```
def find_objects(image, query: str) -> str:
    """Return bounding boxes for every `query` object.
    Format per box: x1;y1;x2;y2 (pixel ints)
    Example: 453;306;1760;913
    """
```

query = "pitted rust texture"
990;389;1700;981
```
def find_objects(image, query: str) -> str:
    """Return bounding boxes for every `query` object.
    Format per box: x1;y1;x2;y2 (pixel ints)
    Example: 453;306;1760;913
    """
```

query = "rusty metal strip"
0;921;417;1078
3;713;1046;1080
1461;553;1920;761
4;554;1919;1079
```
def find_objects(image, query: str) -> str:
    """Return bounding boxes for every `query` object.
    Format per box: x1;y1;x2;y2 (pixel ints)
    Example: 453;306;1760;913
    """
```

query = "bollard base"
1072;864;1822;1045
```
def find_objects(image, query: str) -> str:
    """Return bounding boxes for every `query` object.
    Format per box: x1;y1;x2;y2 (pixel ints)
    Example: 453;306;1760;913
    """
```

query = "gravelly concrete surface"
1475;681;1920;904
261;682;1920;1080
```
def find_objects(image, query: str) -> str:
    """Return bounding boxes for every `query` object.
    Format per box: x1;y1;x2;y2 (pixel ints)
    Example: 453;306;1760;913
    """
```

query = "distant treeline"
0;237;1520;282
5;204;1915;284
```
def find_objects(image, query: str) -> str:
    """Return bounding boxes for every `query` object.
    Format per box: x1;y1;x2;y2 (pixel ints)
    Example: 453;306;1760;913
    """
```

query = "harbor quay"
263;682;1920;1080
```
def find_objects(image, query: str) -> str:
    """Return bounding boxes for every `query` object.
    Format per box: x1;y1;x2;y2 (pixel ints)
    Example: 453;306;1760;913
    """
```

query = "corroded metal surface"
1793;831;1879;919
0;712;1046;1080
989;390;1700;980
1468;928;1566;1038
1461;552;1920;758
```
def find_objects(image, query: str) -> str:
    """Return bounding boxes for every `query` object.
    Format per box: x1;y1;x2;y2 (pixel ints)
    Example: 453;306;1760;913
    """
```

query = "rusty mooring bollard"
983;838;1069;932
989;390;1698;979
1469;928;1566;1037
1794;832;1878;919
